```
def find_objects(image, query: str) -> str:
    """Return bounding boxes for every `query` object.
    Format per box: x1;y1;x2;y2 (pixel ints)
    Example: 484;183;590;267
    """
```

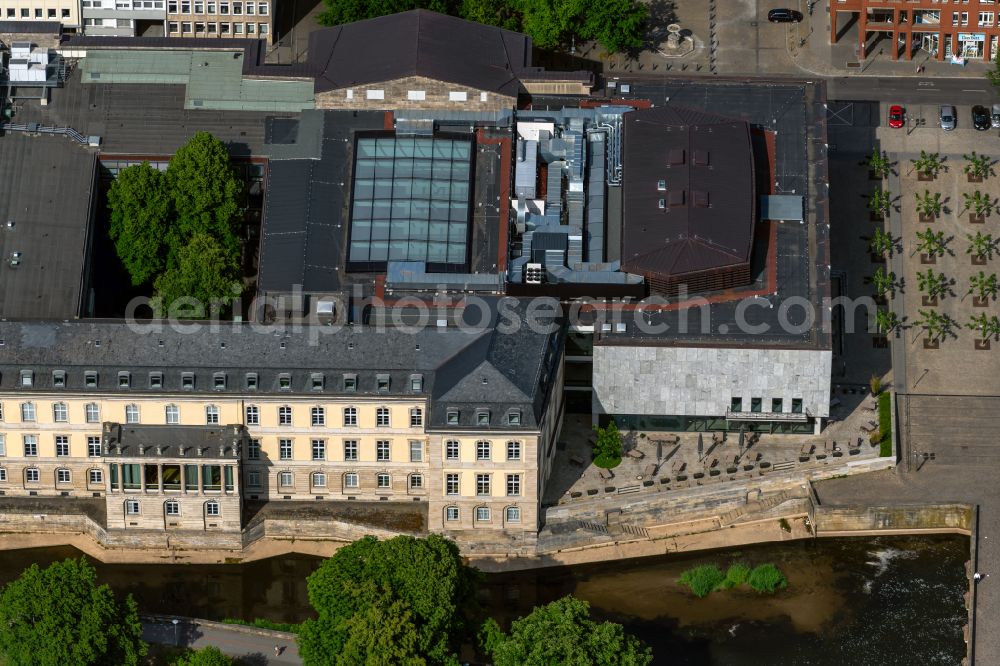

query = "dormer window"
376;374;390;393
410;374;423;392
181;372;195;390
245;373;258;391
118;372;131;388
19;371;32;388
507;410;521;426
476;410;490;426
52;371;66;388
344;374;358;392
278;373;292;391
149;372;163;389
447;410;460;425
657;179;666;191
213;372;226;390
310;373;324;391
84;371;98;388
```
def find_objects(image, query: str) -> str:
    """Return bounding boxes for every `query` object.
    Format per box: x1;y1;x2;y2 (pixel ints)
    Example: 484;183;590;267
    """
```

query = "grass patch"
720;563;750;589
878;392;892;457
678;565;725;598
778;518;791;533
222;617;301;634
747;564;788;594
680;563;785;597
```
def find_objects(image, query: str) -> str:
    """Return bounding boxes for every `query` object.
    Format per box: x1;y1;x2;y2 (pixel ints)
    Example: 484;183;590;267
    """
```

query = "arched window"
52;402;68;422
504;506;521;523
55;468;71;484
85;403;100;423
165;404;180;424
312;472;327;487
205;405;219;425
24;467;39;483
445;506;460;522
205;500;220;517
474;505;491;523
164;500;180;516
125;403;140;424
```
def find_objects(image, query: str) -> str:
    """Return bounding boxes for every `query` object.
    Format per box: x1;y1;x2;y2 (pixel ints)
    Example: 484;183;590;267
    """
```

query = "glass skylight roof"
348;134;473;270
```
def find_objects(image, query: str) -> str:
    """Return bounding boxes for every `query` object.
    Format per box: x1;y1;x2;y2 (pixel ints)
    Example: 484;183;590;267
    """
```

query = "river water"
0;535;968;665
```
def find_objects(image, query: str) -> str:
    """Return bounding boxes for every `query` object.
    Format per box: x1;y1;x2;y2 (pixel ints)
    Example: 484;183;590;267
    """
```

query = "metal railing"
0;122;94;146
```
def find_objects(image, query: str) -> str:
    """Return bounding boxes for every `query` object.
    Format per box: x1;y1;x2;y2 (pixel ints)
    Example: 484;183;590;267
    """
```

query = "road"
142;619;301;664
827;76;1000;105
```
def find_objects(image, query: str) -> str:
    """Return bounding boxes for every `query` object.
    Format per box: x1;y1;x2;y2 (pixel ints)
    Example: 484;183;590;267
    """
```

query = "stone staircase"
719;490;794;526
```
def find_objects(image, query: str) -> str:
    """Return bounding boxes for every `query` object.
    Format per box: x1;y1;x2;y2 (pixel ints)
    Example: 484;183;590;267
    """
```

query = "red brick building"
831;0;1000;62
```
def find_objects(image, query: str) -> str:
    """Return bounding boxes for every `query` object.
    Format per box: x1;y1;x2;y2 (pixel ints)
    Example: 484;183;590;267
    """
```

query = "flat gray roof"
0;134;96;320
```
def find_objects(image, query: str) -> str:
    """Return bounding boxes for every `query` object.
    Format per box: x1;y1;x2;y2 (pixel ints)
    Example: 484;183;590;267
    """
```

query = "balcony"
725;409;809;423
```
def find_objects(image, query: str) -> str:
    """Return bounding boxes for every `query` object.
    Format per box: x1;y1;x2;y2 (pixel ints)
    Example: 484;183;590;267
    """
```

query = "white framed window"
19;370;33;387
279;439;293;460
279;471;293;487
84;371;98;388
507;441;521;461
168;20;179;32
53;403;68;422
409;474;423;489
410;408;422;427
980;11;995;26
247;470;261;487
446;506;459;521
125;499;140;514
343;374;358;392
343;440;358;461
476;473;490;496
20;402;35;422
311;407;325;426
346;89;354;100
447;410;459;425
118;372;130;389
86;403;100;423
25;468;40;483
149;372;163;389
245;405;259;425
89;469;103;484
165;404;180;424
125;404;140;424
476;441;491;461
507;410;521;426
410;375;423;391
57;468;71;484
445;440;460;460
480;92;488;102
310;373;324;391
409;440;423;462
213;372;226;390
55;436;69;457
205;405;219;425
0;434;5;456
505;506;521;523
278;406;292;425
245;373;258;390
311;439;326;460
446;473;459;495
407;90;426;101
343;407;357;426
506;474;521;496
23;435;37;457
206;501;220;516
181;372;195;390
88;436;101;457
51;370;66;388
312;472;326;487
377;473;390;489
376;440;390;462
165;500;180;516
449;91;468;102
476;410;490;426
376;407;390;427
258;1;266;13
247;438;261;460
344;472;359;489
366;89;385;100
476;506;491;522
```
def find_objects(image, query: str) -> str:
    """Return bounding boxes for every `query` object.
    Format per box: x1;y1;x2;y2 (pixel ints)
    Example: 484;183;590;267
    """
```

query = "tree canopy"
106;131;244;315
316;0;647;53
479;595;652;666
171;646;235;666
297;535;480;666
0;557;146;666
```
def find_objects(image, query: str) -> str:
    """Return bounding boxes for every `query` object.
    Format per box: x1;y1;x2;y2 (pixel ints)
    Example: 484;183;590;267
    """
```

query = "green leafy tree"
911;150;943;178
915;309;953;342
107;161;171;286
871;266;896;298
968;313;1000;340
171;646;234;666
875;310;900;334
460;0;521;30
917;268;949;301
298;535;479;666
153;233;241;317
580;0;648;53
967;232;995;259
592;420;623;468
963;190;993;217
968;271;999;302
869;228;894;257
479;596;652;666
915;229;947;257
868;188;891;217
165;131;243;266
0;557;146;666
914;189;942;218
867;148;891;178
964;151;993;180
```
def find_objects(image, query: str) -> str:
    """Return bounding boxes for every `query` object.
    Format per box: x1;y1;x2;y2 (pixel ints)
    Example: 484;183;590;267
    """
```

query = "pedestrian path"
142;617;301;665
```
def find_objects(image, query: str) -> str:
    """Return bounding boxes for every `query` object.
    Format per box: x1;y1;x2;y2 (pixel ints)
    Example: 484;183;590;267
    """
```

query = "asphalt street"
143;619;301;664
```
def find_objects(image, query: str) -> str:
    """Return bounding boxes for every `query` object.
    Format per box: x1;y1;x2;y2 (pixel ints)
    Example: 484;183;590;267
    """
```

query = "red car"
888;105;905;129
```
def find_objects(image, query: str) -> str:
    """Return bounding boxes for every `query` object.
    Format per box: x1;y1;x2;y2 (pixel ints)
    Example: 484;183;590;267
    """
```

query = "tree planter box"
918;172;935;181
870;212;885;222
920;253;936;264
968;174;984;183
972;254;988;266
874;295;888;306
921;296;938;306
974;296;989;308
870;253;885;264
970;214;986;224
869;170;883;181
976;339;991;350
919;213;936;222
872;336;888;348
923;339;940;349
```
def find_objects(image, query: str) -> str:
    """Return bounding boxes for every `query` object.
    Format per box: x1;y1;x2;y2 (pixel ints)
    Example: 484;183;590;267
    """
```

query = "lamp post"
172;618;180;647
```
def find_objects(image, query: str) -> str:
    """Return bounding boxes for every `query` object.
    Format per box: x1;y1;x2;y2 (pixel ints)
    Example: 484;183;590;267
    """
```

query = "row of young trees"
316;0;649;53
107;132;244;316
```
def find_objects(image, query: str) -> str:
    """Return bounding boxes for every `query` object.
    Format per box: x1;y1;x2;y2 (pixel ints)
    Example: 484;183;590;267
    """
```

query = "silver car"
992;104;1000;129
940;105;956;131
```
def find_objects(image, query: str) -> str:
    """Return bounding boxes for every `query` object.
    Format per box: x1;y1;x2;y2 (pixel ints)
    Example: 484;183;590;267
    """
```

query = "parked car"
939;105;956;131
992;104;1000;128
973;105;991;131
888;105;905;129
767;8;802;23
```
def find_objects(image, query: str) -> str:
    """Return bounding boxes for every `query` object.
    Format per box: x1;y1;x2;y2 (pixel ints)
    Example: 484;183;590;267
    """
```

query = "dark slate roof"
0;21;61;34
621;106;756;279
0;298;562;430
103;423;244;459
308;9;530;96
